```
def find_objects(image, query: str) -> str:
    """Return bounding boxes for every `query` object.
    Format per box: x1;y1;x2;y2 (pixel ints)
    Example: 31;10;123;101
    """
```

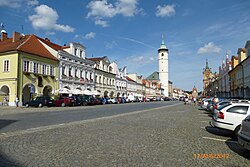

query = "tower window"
161;53;164;56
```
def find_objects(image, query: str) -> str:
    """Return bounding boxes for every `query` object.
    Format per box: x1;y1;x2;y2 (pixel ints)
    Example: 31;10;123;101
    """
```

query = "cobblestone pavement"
0;104;249;167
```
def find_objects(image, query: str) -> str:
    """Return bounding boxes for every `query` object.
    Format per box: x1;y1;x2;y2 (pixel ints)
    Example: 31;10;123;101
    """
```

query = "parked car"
92;98;103;105
212;100;231;114
118;97;126;103
200;98;212;109
69;95;82;106
109;98;118;104
238;114;250;150
54;97;75;107
78;95;94;105
25;96;54;107
210;102;250;136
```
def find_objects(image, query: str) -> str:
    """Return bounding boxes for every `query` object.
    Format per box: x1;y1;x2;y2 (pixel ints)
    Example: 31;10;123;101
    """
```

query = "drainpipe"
240;64;245;99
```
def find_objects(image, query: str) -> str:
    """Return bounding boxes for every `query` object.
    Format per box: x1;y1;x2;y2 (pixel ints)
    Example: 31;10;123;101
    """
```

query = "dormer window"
80;50;82;57
74;48;77;56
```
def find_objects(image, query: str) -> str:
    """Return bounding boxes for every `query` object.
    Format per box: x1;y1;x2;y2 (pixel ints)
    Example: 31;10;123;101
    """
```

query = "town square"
1;0;250;166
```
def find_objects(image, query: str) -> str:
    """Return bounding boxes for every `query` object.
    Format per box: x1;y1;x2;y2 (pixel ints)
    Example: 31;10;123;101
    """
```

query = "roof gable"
146;71;159;80
18;35;58;61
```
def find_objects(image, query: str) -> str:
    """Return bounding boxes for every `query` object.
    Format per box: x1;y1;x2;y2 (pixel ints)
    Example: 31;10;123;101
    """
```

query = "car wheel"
25;103;29;108
38;103;43;107
61;103;65;107
234;125;241;137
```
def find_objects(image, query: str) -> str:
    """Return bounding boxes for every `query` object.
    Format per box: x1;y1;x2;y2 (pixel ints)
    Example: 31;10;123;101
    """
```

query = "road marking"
200;127;206;129
200;120;209;123
202;137;226;142
0;103;182;138
202;137;238;144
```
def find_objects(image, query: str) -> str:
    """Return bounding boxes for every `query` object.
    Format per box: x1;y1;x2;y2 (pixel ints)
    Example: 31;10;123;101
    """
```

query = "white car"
211;102;250;136
200;98;212;109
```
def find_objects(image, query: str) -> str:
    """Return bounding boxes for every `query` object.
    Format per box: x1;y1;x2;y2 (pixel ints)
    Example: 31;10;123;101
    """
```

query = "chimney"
12;32;20;42
45;37;50;42
1;31;7;41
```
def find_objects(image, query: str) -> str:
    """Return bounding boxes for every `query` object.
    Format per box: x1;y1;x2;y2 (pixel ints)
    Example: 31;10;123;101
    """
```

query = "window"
23;60;29;72
34;62;39;73
50;66;54;76
80;50;82;57
62;66;66;76
161;53;164;56
46;65;49;75
69;67;72;77
227;106;249;114
3;60;9;72
42;64;46;75
29;61;33;72
74;48;77;56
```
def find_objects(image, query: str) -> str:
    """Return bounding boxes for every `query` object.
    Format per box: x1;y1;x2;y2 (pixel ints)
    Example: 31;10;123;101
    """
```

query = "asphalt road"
0;101;180;133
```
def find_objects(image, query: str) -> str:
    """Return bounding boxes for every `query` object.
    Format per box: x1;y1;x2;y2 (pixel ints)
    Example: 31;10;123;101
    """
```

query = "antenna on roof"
21;25;24;35
0;23;4;30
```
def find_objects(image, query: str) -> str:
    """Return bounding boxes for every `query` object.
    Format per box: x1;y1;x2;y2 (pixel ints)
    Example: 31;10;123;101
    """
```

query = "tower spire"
159;34;167;50
205;59;209;69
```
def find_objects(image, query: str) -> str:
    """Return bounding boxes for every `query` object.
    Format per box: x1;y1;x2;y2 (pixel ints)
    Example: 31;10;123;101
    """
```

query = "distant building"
109;62;127;97
146;71;173;97
203;59;217;96
192;86;198;98
217;54;232;98
88;56;116;97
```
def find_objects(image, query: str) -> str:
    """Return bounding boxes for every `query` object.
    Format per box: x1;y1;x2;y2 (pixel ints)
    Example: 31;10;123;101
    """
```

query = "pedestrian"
193;97;197;106
15;96;19;107
3;95;7;106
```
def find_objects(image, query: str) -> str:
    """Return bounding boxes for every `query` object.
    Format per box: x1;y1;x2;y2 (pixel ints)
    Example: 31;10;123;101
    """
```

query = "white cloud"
156;4;175;17
0;0;22;8
27;0;39;6
128;55;155;64
197;42;221;54
105;41;117;49
95;19;109;27
84;32;96;39
116;0;140;17
87;0;117;19
28;4;74;32
86;0;141;27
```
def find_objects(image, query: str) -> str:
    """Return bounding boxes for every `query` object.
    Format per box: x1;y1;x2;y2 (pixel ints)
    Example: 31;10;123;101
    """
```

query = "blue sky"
1;0;250;91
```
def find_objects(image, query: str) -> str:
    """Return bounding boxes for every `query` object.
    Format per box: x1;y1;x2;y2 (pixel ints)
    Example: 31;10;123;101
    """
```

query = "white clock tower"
158;37;169;97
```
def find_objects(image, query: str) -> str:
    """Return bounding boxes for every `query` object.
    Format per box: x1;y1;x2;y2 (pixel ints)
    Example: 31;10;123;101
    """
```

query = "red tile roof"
87;57;103;62
126;76;136;82
0;34;58;61
36;36;64;51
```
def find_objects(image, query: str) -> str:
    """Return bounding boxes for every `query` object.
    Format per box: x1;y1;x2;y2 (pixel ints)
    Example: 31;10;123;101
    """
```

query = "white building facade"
89;56;116;98
58;42;95;93
109;62;127;97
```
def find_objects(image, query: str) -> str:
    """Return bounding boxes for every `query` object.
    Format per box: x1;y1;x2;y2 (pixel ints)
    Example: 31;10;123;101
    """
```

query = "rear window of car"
226;106;249;114
218;103;231;110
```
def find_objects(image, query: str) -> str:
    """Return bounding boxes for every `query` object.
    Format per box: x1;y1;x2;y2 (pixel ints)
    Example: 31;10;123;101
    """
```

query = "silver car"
238;114;250;150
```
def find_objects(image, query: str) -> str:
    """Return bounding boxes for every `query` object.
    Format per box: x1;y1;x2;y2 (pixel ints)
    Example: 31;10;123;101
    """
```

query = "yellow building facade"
0;32;59;106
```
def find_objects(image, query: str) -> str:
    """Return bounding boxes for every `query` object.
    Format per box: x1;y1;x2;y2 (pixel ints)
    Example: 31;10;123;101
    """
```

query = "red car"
54;97;75;107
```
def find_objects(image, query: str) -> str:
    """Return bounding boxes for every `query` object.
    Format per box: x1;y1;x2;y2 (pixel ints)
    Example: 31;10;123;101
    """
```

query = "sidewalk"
0;106;64;116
